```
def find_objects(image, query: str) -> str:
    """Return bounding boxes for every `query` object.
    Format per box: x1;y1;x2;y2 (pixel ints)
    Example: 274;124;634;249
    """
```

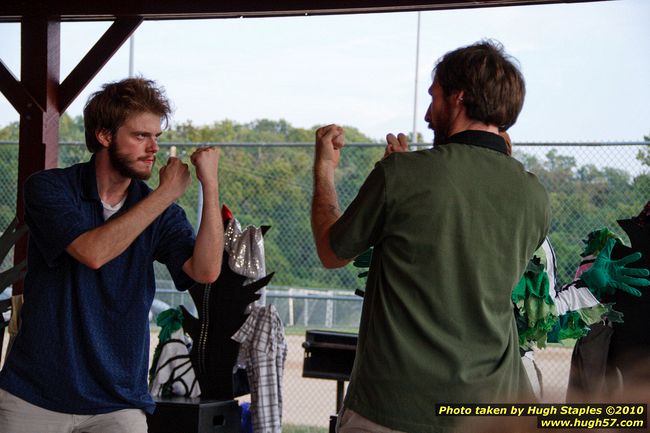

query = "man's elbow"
315;231;348;269
67;237;109;270
82;258;103;270
183;256;222;284
318;251;349;269
192;268;221;284
321;260;345;269
68;248;104;270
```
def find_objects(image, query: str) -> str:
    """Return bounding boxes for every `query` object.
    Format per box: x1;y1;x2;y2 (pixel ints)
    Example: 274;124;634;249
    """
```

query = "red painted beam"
13;16;61;295
0;60;43;116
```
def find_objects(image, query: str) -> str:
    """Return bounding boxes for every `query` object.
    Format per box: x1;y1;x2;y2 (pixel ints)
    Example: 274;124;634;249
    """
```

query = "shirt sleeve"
330;163;386;259
23;171;93;268
154;203;197;290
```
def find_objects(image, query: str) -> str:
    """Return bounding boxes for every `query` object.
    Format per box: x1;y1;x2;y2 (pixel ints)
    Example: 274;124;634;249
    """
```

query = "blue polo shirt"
0;156;196;414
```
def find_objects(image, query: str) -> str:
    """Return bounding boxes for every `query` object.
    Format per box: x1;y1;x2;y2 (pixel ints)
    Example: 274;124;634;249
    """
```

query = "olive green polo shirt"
330;130;550;433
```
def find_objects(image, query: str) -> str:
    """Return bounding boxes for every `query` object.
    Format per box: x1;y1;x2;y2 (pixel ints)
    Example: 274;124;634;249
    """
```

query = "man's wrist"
152;184;180;205
314;160;336;176
199;178;219;191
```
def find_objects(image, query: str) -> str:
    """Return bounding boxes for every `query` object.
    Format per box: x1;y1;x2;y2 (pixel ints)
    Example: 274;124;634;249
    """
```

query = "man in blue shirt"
0;78;223;433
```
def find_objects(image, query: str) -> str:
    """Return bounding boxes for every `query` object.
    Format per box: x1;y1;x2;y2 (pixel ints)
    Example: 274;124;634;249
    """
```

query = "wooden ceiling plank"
0;0;610;22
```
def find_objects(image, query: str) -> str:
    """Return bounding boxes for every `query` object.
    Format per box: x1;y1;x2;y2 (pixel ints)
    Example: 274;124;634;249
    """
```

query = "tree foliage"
637;132;650;168
0;116;648;289
154;118;381;288
513;145;649;283
160;118;377;144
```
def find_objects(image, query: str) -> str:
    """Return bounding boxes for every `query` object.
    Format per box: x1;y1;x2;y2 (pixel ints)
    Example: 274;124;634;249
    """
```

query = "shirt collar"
442;130;508;155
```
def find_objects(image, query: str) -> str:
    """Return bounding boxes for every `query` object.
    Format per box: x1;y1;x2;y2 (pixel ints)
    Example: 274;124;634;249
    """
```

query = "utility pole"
128;35;135;77
411;12;421;151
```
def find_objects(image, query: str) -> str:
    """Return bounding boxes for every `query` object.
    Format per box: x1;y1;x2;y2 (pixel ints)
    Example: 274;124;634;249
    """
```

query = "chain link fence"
1;141;649;430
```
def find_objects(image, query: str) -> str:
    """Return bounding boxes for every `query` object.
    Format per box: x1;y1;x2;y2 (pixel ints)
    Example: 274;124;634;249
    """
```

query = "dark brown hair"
434;40;525;131
83;77;171;153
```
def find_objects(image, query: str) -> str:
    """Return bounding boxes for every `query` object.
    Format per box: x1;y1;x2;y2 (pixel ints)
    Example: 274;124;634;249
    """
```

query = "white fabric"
521;352;542;400
539;239;600;315
232;305;287;433
541;239;557;299
101;196;126;220
554;284;600;316
149;329;201;398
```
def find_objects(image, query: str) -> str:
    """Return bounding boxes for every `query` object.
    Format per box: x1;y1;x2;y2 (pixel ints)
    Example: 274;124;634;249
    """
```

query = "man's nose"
147;137;159;153
424;105;431;122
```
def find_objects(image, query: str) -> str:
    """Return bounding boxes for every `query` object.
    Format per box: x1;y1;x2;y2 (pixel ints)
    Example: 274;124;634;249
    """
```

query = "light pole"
411;12;421;151
128;35;135;77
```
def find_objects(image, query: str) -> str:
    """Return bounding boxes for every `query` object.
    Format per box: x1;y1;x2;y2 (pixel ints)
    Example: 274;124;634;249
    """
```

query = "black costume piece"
180;217;274;399
567;201;650;400
609;201;650;384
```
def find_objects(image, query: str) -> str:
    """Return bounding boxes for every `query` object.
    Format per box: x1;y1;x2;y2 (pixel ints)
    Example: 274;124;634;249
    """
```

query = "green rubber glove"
353;248;373;268
353;248;373;279
580;238;650;298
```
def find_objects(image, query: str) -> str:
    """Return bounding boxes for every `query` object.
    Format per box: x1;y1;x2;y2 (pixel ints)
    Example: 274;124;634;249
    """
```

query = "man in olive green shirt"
311;40;550;433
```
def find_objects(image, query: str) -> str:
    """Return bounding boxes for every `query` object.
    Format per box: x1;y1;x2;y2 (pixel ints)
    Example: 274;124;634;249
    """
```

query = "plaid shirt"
232;305;287;433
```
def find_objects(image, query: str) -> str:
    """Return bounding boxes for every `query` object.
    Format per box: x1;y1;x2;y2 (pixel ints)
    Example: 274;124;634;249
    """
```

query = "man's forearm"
312;164;350;269
182;182;223;283
66;188;176;269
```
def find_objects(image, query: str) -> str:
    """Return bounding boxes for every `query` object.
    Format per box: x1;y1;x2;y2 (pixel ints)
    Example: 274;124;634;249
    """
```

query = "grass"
282;424;329;433
150;323;358;337
283;325;359;337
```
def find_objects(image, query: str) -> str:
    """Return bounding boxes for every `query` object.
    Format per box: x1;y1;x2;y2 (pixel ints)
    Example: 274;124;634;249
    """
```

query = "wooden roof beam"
59;16;142;112
0;60;44;116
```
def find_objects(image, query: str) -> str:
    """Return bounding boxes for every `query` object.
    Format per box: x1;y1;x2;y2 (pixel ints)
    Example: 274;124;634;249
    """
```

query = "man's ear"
96;129;111;149
455;90;465;106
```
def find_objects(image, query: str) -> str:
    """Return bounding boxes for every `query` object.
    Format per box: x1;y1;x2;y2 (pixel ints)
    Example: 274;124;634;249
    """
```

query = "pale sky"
0;0;649;144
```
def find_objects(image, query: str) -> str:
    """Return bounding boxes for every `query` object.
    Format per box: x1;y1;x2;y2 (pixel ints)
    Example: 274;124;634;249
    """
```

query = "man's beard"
108;140;154;180
430;99;453;146
432;129;448;146
431;119;451;146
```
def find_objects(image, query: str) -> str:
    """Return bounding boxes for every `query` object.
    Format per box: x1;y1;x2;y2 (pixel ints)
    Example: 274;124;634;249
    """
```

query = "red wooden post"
13;16;61;296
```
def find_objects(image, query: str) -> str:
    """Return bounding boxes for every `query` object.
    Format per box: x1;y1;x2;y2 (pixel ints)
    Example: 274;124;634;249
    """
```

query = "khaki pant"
0;388;147;433
336;407;407;433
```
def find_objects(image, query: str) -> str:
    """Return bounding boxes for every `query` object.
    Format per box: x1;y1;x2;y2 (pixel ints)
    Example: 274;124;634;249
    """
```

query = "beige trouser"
336;407;407;433
0;388;147;433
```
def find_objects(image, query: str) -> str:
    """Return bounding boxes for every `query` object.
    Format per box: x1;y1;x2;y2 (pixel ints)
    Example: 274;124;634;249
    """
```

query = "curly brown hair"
83;77;171;153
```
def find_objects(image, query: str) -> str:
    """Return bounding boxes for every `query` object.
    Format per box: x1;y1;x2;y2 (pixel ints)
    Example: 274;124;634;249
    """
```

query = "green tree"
59;114;85;142
637;132;650;168
0;121;18;141
514;144;647;284
158;118;378;289
2;117;648;291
